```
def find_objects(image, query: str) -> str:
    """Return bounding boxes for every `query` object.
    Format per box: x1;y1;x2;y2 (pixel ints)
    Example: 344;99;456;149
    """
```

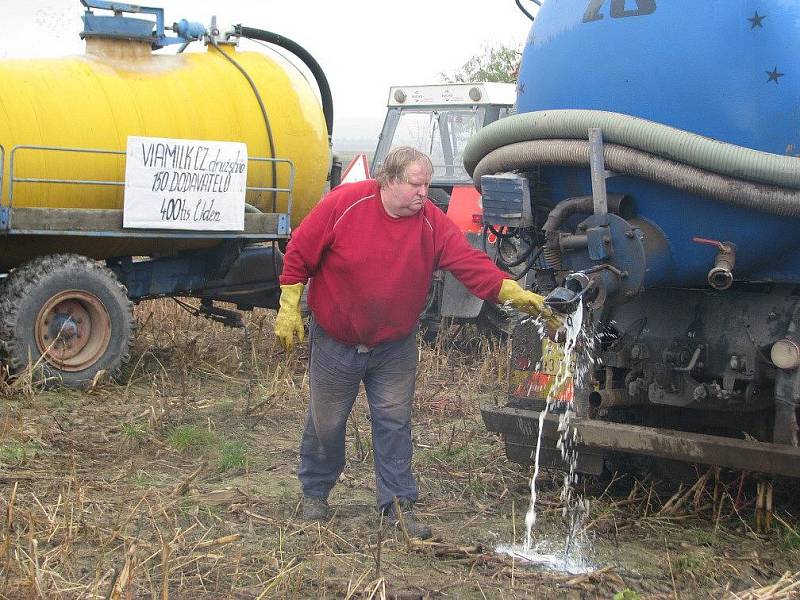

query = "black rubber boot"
302;495;330;521
390;498;432;540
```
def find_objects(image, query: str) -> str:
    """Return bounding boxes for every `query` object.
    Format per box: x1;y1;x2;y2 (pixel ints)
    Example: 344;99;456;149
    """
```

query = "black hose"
210;40;278;210
499;243;540;281
235;25;334;141
541;194;625;234
541;196;593;235
513;245;542;281
481;224;539;279
515;0;538;21
488;224;517;240
497;237;536;269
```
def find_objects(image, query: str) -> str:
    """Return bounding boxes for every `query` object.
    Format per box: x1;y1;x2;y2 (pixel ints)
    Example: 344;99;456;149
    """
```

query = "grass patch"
613;591;642;600
675;552;706;573
166;425;249;471
420;439;495;469
0;442;34;465
130;469;162;487
777;526;800;551
121;420;149;440
167;425;217;453
217;438;249;472
691;528;719;547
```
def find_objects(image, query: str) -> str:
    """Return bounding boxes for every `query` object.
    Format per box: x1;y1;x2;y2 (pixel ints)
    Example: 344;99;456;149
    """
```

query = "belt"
355;344;373;354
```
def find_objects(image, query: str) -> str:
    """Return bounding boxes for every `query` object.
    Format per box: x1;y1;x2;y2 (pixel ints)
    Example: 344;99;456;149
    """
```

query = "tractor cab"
372;83;515;211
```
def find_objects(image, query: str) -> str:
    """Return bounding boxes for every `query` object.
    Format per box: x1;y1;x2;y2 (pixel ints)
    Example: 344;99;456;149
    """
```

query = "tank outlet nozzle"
544;272;595;314
544;286;579;315
693;237;736;291
708;265;734;290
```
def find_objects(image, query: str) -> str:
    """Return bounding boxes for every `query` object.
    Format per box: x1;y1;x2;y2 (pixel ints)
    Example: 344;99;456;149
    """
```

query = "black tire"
0;254;134;388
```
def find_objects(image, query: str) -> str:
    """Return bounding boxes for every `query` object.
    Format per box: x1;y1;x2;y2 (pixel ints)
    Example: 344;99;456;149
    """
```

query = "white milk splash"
497;302;598;574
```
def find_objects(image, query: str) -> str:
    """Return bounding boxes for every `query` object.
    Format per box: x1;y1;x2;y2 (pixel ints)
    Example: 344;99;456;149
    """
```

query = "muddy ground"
0;300;798;599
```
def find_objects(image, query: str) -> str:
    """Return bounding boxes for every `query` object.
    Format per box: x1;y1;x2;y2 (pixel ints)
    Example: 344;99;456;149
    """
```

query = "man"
275;146;559;539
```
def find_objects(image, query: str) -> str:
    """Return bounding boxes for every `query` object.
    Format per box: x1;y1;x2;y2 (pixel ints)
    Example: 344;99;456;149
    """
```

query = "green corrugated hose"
463;109;800;190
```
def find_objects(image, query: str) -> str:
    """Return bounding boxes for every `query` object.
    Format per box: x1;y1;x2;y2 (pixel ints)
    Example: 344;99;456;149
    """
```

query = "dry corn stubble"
0;300;796;598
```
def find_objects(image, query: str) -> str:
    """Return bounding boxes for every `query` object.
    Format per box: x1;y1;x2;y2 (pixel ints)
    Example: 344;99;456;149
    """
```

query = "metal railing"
0;144;4;204
9;146;126;207
7;144;295;226
246;156;295;220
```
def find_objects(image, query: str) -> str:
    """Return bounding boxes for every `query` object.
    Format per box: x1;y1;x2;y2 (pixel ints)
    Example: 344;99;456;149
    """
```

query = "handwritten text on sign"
124;136;248;231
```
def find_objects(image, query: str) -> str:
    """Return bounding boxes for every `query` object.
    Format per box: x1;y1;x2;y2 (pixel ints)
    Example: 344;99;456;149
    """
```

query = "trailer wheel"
0;254;134;388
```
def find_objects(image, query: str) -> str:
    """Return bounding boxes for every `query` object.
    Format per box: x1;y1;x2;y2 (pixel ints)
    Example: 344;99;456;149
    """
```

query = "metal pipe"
587;388;641;409
541;193;627;235
588;128;609;216
693;237;735;290
541;193;627;269
708;246;736;290
559;234;588;250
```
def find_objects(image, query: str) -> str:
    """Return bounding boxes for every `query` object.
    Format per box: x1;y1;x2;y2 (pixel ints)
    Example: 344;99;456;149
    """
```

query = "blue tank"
478;1;800;476
515;0;800;286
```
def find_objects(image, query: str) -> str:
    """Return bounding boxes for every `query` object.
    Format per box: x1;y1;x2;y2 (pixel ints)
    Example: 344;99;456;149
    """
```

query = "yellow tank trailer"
0;1;334;387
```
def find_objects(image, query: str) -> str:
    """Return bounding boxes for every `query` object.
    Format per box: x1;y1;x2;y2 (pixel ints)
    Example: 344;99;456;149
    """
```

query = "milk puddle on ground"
497;302;598;575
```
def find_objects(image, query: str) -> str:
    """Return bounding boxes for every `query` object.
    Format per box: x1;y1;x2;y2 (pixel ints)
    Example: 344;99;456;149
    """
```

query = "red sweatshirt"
280;179;508;347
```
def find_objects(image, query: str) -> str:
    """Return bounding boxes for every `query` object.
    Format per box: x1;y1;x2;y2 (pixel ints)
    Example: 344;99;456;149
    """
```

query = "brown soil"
0;299;798;599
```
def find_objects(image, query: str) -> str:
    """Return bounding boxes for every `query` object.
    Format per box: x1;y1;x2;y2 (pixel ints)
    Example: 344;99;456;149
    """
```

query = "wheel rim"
35;290;112;372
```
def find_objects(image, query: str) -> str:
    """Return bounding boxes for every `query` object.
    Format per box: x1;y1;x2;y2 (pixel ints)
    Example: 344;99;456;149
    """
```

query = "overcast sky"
0;0;536;148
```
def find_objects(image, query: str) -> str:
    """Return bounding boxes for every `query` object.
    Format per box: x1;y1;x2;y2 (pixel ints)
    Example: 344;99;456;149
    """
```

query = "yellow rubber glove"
497;279;564;331
274;282;305;351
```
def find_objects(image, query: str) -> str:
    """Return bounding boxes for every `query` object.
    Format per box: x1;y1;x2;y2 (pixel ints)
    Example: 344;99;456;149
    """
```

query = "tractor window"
387;108;482;182
444;110;480;178
390;111;438;157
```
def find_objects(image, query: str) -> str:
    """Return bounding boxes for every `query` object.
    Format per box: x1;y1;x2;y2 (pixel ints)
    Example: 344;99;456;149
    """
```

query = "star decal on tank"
766;66;784;83
748;11;766;28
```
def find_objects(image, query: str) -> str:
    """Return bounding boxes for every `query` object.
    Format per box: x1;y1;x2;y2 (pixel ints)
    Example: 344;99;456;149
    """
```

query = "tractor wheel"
0;254;134;388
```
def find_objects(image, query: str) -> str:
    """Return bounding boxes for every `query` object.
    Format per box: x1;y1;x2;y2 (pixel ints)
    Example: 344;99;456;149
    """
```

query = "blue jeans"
298;318;418;510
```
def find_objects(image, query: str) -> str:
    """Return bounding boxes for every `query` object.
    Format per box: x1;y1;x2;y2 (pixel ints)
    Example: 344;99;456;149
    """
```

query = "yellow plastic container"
0;39;329;230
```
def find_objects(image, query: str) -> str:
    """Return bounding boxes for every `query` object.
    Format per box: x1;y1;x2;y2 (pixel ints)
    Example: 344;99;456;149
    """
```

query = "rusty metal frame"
482;404;800;478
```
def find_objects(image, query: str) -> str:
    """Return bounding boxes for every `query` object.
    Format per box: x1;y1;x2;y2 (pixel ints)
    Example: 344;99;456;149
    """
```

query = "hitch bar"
482;404;800;478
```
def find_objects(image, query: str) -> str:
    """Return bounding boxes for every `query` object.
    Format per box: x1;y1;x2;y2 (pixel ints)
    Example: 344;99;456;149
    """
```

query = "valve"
692;237;736;290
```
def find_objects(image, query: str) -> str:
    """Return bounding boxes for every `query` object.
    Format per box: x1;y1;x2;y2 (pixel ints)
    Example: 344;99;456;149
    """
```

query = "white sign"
123;136;248;231
341;153;370;184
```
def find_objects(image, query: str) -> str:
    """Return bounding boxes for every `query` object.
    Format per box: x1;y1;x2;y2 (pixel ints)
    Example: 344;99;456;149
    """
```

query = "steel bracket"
277;214;290;236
